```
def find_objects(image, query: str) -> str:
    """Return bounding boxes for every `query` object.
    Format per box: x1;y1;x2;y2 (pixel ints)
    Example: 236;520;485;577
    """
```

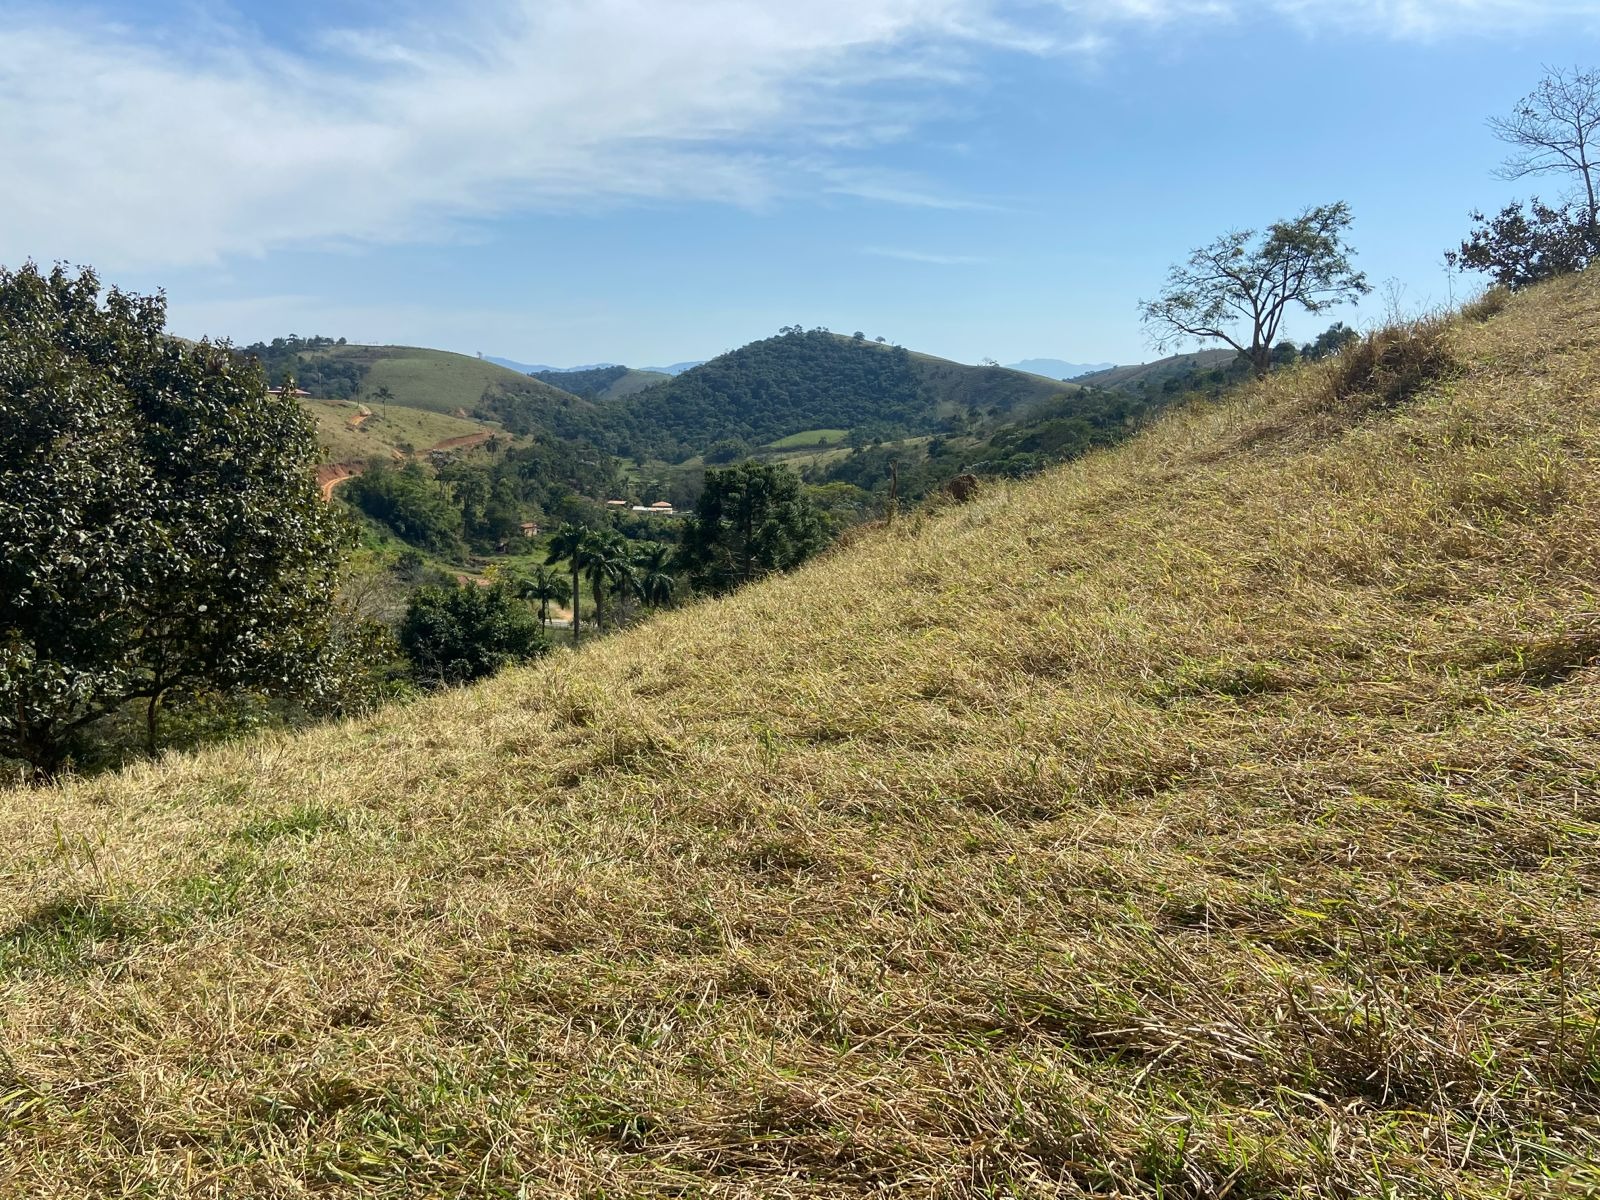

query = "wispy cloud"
3;0;1594;270
822;166;1007;211
864;246;992;264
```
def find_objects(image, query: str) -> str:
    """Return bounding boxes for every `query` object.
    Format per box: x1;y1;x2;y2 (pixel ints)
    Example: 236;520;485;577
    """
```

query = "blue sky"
4;2;1598;367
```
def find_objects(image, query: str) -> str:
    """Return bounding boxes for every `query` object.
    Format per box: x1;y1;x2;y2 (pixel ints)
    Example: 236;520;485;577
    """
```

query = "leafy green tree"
1302;322;1360;361
0;264;350;775
678;462;826;595
1446;197;1596;289
345;462;464;553
704;438;752;465
544;524;591;644
398;581;548;686
1140;202;1371;378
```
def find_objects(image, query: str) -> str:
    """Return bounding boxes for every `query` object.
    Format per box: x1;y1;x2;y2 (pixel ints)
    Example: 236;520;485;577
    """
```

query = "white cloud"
2;0;1594;270
864;246;992;264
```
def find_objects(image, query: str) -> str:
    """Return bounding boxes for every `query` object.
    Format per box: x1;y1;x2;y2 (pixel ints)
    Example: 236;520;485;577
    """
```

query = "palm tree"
633;543;678;609
517;564;566;626
582;530;635;634
544;524;590;645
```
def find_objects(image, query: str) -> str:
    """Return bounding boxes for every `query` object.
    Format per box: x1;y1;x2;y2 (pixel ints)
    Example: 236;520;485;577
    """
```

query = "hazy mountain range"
488;354;1114;382
485;356;703;376
1005;359;1116;380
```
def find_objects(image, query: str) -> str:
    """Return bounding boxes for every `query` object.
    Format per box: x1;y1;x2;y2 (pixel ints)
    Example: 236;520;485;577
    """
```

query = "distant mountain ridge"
485;355;702;376
530;365;671;402
1006;358;1116;380
1071;349;1239;391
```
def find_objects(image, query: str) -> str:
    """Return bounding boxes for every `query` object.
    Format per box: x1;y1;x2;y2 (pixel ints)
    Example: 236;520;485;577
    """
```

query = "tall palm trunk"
570;565;581;645
592;569;607;633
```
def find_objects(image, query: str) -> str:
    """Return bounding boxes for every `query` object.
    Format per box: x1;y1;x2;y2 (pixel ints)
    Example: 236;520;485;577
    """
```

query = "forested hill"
529;365;671;401
574;329;1073;461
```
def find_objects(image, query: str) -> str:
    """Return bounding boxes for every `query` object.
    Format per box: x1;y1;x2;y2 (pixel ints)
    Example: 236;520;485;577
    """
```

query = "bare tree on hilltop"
1449;66;1600;290
1140;202;1371;378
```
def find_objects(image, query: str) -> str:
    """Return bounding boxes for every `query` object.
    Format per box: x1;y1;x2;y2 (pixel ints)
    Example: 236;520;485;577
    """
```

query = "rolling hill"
298;397;506;466
3;274;1596;1195
567;330;1077;461
1006;357;1115;379
1073;347;1238;391
289;344;584;417
529;364;672;401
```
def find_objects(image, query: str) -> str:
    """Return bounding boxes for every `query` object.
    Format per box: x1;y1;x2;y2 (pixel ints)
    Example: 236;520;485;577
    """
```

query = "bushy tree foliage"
678;463;825;595
238;334;366;398
0;264;350;775
399;580;548;686
1140;203;1371;378
344;462;465;553
1302;322;1360;361
1446;198;1596;290
704;438;753;465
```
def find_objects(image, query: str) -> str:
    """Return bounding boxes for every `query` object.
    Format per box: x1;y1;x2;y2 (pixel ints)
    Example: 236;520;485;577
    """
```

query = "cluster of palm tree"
526;525;682;645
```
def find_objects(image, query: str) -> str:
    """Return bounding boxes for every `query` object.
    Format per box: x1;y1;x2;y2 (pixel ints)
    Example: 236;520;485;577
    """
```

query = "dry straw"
2;274;1599;1197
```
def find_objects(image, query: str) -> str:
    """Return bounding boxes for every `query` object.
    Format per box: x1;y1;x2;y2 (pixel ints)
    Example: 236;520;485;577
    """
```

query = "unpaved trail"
315;461;365;501
428;431;494;454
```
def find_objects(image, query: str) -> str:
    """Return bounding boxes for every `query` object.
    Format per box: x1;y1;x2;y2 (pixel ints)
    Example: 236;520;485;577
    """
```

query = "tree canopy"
0;264;351;775
1447;197;1596;290
1140;203;1371;378
678;462;826;595
398;580;548;686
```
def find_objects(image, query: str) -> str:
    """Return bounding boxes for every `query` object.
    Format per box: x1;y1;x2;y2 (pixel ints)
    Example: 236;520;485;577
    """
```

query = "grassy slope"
1075;347;1238;390
903;348;1070;417
299;399;505;464
300;345;582;416
4;278;1600;1196
597;369;672;400
766;428;850;449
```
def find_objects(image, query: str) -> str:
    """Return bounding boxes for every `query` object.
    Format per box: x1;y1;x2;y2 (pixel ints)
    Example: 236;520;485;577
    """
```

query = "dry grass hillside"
3;275;1600;1197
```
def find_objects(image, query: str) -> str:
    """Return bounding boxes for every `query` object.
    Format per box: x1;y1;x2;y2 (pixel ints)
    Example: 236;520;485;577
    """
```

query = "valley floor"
2;276;1599;1196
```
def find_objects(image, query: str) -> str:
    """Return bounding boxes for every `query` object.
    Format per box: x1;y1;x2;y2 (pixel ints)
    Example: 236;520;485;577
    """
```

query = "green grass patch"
765;428;850;449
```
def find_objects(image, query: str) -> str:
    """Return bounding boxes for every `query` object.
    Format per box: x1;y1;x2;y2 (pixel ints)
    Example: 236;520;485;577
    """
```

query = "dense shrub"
399;581;549;686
